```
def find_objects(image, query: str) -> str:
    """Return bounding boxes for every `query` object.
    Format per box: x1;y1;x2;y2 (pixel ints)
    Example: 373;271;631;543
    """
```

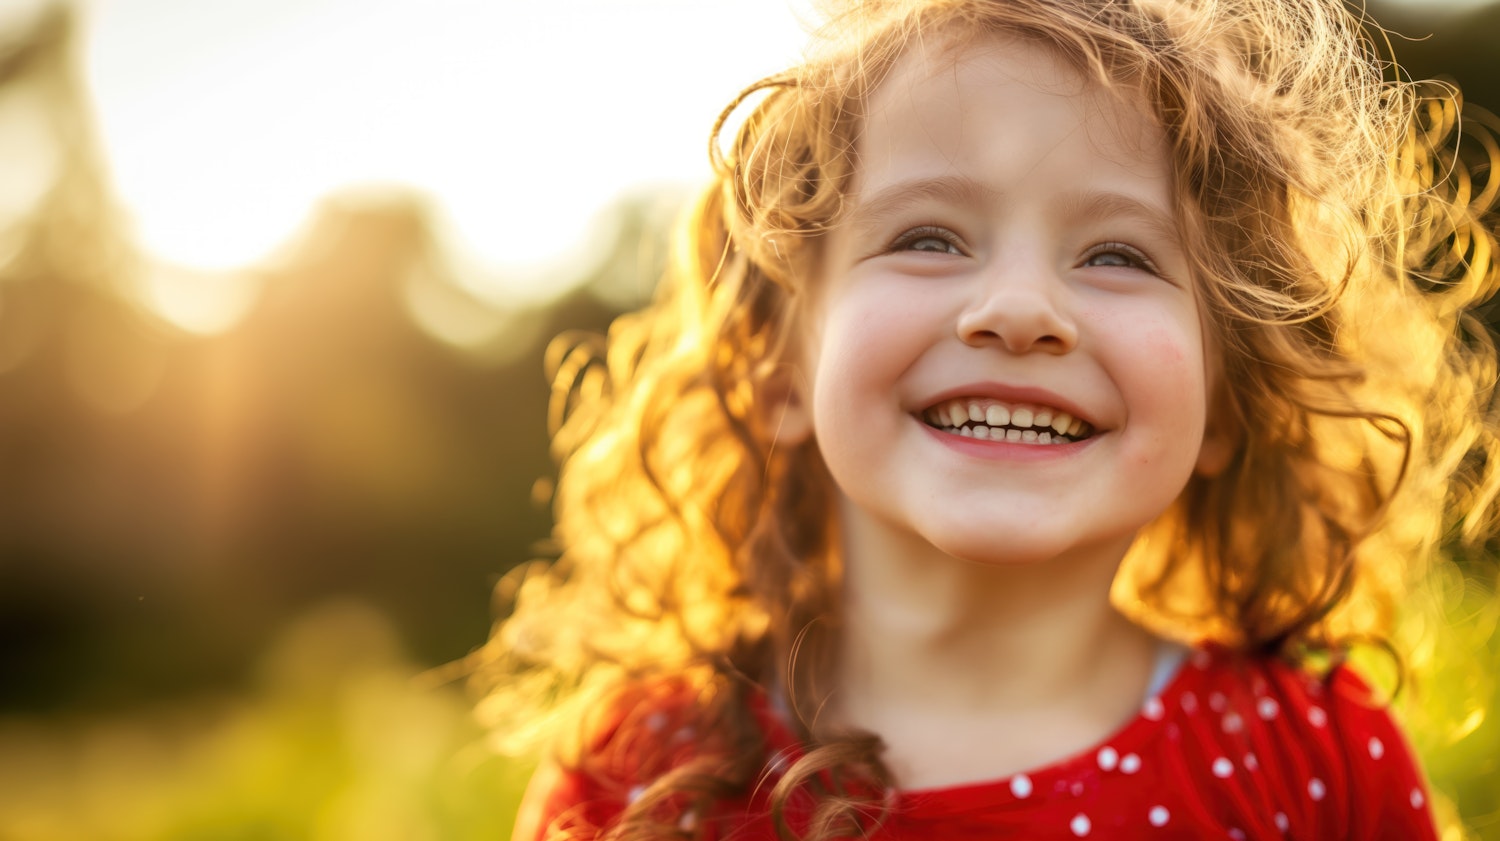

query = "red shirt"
516;647;1438;839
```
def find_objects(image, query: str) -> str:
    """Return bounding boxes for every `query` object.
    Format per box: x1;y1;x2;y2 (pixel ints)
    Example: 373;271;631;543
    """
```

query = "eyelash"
884;229;1164;276
889;226;964;255
1080;241;1161;274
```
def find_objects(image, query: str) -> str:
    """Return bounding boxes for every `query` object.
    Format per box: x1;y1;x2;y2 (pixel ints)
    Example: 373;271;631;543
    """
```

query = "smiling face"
775;33;1233;569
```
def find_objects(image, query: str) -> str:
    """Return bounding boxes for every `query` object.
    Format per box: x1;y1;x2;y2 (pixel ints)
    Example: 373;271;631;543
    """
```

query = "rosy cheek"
1140;325;1191;369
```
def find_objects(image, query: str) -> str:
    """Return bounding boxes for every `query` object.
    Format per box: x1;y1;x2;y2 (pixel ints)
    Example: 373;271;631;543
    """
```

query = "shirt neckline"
892;640;1203;801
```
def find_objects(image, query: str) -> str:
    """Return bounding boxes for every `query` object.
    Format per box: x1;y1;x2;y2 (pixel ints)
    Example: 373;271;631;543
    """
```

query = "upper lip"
915;382;1098;428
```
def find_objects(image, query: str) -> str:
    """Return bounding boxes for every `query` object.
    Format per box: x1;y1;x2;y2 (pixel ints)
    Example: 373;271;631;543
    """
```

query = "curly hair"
473;1;1500;838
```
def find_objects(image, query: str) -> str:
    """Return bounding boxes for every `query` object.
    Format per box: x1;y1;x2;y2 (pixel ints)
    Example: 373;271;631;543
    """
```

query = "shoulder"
512;678;789;841
512;679;709;841
1159;645;1437;839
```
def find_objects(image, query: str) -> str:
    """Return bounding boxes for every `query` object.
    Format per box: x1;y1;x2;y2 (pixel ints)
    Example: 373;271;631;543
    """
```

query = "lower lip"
918;420;1097;460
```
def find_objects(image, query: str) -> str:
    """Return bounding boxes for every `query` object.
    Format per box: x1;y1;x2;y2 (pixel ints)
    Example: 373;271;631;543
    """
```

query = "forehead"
852;31;1172;199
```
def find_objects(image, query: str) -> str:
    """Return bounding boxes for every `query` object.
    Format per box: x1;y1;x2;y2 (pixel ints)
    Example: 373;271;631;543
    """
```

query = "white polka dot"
1307;706;1327;728
1010;773;1033;799
678;811;698;831
644;712;668;731
1209;691;1227;712
1193;649;1213;669
1071;813;1091;836
1411;788;1425;809
1222;712;1244;734
1143;696;1165;720
1097;746;1119;771
1368;737;1385;759
1274;812;1290;833
1244;753;1259;772
1213;757;1234;778
1120;753;1141;774
1257;697;1280;720
1149;806;1170;826
1071;781;1085;797
1309;778;1326;801
627;784;646;804
1181;692;1199;714
1229;829;1247;840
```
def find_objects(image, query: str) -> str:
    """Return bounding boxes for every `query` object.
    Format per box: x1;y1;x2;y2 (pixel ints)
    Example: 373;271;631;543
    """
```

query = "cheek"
1140;326;1207;443
1139;324;1193;370
1084;300;1206;379
1088;305;1212;448
810;286;926;381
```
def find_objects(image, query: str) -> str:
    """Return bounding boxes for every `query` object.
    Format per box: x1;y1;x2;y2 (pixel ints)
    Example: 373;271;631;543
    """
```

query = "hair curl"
473;1;1500;838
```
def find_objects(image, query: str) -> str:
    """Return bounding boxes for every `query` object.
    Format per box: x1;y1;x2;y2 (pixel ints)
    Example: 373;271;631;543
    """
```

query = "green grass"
0;601;530;841
0;595;1494;841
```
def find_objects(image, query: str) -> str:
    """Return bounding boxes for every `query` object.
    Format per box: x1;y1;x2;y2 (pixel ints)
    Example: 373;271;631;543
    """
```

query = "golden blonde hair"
475;1;1500;838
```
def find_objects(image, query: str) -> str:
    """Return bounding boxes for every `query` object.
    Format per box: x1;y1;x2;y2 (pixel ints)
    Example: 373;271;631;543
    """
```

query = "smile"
920;398;1094;445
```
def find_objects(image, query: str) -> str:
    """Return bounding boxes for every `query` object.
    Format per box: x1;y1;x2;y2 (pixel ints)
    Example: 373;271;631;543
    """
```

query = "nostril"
961;327;1002;346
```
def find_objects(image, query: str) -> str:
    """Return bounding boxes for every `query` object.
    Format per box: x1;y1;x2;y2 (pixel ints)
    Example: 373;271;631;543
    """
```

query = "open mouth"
920;397;1094;445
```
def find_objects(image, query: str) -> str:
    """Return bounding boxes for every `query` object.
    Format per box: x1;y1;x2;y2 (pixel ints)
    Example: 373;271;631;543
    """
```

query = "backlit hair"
474;1;1499;838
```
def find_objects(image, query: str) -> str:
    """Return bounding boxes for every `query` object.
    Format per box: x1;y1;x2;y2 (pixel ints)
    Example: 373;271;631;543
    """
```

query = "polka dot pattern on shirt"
1142;697;1164;720
524;647;1442;841
1097;747;1118;771
1257;697;1280;720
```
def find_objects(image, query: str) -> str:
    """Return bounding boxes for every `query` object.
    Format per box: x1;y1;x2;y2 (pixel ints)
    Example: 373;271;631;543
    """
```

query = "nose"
955;259;1079;354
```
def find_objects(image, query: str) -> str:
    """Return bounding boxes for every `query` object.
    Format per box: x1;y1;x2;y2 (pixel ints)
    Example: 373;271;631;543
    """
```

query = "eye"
890;226;964;256
1081;241;1161;274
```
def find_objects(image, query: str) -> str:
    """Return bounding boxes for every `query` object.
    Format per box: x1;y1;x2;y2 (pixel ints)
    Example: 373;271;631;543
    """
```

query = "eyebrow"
843;174;994;239
1055;190;1182;246
843;176;1182;247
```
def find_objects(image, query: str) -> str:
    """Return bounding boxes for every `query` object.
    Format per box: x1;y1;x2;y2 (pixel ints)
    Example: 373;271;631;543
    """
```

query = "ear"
759;365;814;446
1194;386;1239;478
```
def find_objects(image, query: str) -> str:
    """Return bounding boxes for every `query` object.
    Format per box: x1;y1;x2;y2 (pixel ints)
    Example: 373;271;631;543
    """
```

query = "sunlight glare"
0;85;60;240
83;0;813;306
402;264;547;365
138;261;262;336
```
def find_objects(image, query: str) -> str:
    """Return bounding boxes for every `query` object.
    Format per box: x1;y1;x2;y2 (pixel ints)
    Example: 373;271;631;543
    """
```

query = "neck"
829;504;1160;788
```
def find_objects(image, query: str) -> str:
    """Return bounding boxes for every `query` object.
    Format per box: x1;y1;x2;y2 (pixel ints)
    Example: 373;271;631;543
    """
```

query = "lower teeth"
952;425;1066;443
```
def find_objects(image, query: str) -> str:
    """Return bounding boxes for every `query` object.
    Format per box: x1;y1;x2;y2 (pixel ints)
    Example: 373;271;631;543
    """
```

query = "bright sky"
80;0;814;296
66;0;1490;325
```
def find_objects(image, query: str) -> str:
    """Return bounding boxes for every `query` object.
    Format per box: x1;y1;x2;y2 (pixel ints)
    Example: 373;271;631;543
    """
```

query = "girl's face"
776;34;1234;568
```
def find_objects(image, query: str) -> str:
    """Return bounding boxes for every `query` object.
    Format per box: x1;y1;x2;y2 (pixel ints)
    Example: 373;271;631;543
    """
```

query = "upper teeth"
923;398;1091;441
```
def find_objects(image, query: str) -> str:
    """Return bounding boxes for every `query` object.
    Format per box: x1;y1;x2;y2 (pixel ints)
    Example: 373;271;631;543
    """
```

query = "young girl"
479;0;1500;838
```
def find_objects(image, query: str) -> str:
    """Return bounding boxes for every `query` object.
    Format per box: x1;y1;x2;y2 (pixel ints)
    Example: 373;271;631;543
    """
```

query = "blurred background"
0;0;1494;838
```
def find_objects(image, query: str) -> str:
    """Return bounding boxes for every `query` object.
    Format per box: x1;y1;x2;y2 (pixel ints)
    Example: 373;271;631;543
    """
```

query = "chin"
924;522;1138;570
929;533;1072;567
